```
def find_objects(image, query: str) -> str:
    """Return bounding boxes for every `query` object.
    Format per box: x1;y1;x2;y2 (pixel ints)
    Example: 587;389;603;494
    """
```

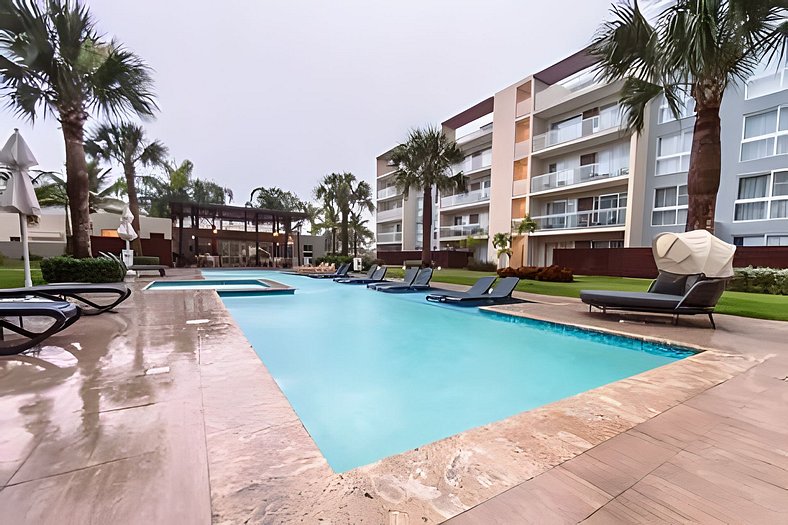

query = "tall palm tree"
591;0;787;232
0;0;158;257
314;173;374;256
391;125;465;265
85;123;168;253
140;160;193;218
349;210;374;256
311;200;340;252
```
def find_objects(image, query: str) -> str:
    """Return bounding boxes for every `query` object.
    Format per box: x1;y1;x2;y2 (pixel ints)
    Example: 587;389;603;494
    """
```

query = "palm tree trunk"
341;210;349;256
685;102;722;232
331;228;336;253
124;162;144;254
421;186;432;266
62;111;92;258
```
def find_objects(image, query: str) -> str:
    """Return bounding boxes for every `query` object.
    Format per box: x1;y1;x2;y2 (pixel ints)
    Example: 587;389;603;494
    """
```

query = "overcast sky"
1;0;616;205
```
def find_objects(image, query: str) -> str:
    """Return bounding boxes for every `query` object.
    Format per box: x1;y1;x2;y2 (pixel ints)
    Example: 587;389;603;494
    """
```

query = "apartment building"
375;50;788;265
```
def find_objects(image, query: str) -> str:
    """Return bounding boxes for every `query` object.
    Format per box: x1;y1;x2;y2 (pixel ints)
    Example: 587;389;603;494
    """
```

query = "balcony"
531;207;626;231
440;187;490;208
377;186;401;200
439;224;487;238
516;97;532;117
377;232;402;243
514;139;530;160
530;163;629;193
532;106;621;152
376;207;402;222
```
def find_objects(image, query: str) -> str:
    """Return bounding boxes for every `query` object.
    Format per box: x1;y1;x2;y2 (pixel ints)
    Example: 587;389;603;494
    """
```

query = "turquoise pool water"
208;269;693;472
146;279;270;291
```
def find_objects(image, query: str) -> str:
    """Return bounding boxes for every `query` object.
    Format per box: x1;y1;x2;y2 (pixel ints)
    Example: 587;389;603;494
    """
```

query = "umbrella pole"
20;215;32;288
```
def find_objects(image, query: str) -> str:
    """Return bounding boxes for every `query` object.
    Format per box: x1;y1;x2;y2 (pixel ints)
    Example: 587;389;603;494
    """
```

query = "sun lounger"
335;266;387;285
368;267;418;290
129;264;167;276
431;277;520;305
425;276;496;302
0;301;81;355
307;262;351;279
580;271;726;328
377;268;433;293
0;282;132;315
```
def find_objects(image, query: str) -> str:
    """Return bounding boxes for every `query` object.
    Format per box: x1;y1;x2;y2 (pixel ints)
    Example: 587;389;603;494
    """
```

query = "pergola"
169;201;308;267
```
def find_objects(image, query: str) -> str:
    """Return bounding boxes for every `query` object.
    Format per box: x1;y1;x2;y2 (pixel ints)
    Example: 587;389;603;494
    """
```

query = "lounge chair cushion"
651;272;689;295
580;290;683;310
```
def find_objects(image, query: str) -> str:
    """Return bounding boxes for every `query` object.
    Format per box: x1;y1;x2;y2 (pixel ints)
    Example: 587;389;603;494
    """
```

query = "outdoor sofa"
0;300;81;355
580;271;727;328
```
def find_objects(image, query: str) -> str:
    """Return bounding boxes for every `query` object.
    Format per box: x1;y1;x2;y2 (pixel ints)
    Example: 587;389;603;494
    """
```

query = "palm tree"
349;210;374;256
391;125;465;265
140;160;193;217
591;0;787;232
34;161;124;251
311;200;340;252
314;173;374;256
0;0;158;257
85;123;168;253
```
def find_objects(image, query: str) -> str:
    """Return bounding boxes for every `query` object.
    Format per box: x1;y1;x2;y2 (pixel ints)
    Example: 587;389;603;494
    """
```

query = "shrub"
465;258;497;272
133;256;160;266
497;264;573;282
41;256;124;284
728;266;788;295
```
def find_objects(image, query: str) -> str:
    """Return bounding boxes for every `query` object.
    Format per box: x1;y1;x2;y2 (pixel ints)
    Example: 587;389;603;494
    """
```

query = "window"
591;240;624;248
652;185;688;226
656;130;693;175
658;93;695;124
740;106;788;161
767;235;788;246
303;244;313;257
100;229;120;238
734;170;788;221
746;66;788;100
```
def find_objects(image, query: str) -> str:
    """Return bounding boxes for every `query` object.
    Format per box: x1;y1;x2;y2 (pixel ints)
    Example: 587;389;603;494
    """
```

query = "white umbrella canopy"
117;205;138;243
0;129;41;287
652;230;736;278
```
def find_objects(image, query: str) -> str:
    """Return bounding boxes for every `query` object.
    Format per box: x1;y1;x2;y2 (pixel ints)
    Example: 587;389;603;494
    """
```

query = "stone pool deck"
1;269;786;524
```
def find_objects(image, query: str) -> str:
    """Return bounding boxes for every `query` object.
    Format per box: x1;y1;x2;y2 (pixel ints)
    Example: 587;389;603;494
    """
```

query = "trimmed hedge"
133;256;160;266
41;256;124;284
728;266;788;295
465;258;497;272
315;254;376;270
497;265;574;282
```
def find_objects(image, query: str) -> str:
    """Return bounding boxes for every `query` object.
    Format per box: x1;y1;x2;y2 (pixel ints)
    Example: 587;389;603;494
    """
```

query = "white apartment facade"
375;49;788;266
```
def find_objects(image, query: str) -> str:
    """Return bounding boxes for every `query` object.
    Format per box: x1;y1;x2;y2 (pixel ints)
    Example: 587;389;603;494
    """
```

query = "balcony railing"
530;163;629;193
440;187;490;208
377;186;401;199
532;106;621;152
377;232;402;243
439;224;487;238
377;207;402;222
531;207;626;230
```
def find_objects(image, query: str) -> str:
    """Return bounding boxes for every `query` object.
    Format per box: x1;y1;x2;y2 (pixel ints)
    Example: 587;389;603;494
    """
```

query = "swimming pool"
145;278;295;296
208;269;693;472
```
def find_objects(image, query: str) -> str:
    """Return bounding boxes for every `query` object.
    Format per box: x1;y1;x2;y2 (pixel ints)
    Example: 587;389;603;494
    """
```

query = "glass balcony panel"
377;186;401;199
376;232;402;243
439;223;487;238
440;187;490;208
533;105;622;152
530;162;629;192
531;207;626;230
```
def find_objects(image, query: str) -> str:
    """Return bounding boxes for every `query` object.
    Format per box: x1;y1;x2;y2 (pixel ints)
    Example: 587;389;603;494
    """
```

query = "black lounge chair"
378;268;434;293
425;276;496;302
430;277;521;305
0;301;81;355
368;267;418;290
580;271;727;328
307;262;351;279
130;264;167;276
335;266;387;285
0;282;131;315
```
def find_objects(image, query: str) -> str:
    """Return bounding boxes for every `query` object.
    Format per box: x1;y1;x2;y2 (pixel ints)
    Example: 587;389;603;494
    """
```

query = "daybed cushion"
580;290;683;310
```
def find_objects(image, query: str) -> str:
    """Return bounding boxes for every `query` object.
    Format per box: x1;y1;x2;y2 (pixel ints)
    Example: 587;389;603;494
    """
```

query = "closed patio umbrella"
0;129;41;287
117;205;138;250
652;230;736;278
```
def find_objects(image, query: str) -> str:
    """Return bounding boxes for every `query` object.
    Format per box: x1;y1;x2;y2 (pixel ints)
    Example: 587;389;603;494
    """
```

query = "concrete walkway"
1;270;786;524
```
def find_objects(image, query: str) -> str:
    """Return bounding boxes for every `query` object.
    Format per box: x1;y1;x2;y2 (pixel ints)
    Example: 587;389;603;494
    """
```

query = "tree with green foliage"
248;186;305;211
85;123;168;253
314;173;374;256
139;160;231;218
591;0;787;232
391;125;465;265
0;0;158;257
310;200;340;252
349;210;374;256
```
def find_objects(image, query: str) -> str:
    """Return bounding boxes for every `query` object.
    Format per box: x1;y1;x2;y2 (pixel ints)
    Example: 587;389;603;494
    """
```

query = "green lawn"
385;267;788;322
0;258;44;288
